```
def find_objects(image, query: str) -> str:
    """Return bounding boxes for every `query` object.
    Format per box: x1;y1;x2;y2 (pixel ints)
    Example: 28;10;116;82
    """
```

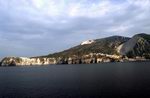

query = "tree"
126;51;134;58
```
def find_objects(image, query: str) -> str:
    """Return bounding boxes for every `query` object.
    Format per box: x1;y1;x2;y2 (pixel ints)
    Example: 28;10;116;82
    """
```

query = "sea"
0;62;150;98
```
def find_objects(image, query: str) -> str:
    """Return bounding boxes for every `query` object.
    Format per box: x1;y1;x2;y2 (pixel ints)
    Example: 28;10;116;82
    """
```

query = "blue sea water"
0;62;150;98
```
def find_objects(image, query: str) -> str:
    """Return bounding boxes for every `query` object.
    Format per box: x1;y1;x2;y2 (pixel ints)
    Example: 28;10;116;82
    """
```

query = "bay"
0;62;150;98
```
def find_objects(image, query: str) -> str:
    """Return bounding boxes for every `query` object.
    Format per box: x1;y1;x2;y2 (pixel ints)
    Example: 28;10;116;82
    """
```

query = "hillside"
118;33;150;58
0;33;150;66
47;36;130;58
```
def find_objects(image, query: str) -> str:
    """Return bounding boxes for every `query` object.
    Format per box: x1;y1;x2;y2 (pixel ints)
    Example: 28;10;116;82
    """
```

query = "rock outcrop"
118;33;150;58
0;57;56;66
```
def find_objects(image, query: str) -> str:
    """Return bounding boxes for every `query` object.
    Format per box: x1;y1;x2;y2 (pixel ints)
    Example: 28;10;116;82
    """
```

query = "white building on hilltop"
81;40;95;45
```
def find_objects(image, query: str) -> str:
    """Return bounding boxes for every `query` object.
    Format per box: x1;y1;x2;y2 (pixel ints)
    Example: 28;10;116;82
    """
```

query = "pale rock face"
68;57;72;61
117;44;123;53
97;58;103;63
19;57;31;65
1;57;57;66
81;40;95;45
103;58;111;62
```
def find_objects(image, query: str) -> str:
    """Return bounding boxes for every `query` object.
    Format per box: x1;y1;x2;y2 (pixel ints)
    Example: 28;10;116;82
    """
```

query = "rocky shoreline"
0;53;149;66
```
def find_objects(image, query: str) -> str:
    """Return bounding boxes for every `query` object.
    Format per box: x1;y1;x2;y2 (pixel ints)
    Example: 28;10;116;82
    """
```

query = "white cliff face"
19;57;31;65
117;44;123;53
97;58;103;63
81;40;95;45
1;57;57;66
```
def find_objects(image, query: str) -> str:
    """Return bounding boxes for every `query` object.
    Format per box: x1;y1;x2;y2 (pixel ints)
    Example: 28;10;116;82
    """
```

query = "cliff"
118;33;150;58
0;57;56;66
0;33;150;66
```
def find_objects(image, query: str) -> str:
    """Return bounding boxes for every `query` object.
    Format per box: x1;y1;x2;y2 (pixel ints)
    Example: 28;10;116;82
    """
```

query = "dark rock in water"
0;57;18;66
9;60;16;66
119;33;150;57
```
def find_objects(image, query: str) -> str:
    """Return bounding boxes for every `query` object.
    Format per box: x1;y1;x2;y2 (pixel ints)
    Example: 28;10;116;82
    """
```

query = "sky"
0;0;150;59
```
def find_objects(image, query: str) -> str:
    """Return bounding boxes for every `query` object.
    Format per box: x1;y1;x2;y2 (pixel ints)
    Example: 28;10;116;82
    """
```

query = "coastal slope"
118;33;150;58
0;33;150;66
47;36;130;58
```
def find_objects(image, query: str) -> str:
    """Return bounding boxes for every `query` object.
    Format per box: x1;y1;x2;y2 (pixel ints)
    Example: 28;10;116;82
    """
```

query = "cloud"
0;0;150;59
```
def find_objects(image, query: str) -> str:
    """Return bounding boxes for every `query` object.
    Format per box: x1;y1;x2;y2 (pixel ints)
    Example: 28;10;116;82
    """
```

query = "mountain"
47;36;130;58
0;33;150;66
118;33;150;58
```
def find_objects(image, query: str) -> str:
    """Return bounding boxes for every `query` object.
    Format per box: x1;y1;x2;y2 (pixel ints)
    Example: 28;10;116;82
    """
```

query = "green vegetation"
126;51;134;58
136;33;150;41
33;33;150;60
47;36;129;58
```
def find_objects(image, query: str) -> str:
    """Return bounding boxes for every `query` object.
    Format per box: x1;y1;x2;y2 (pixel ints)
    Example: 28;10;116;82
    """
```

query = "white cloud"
0;0;150;58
